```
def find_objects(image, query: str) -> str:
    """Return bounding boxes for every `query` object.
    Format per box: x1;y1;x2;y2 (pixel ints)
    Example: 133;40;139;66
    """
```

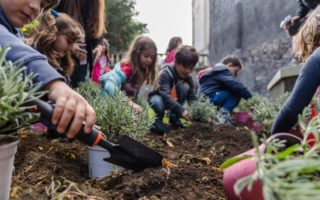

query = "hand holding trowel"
25;96;164;171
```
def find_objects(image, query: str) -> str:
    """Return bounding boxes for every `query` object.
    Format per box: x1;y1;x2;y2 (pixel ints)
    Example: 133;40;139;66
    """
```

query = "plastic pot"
0;135;19;200
234;112;251;124
88;146;124;178
223;133;302;200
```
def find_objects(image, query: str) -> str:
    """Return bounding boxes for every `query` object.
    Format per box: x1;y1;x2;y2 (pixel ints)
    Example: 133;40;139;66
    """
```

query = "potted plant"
221;108;320;200
0;47;43;199
77;81;155;177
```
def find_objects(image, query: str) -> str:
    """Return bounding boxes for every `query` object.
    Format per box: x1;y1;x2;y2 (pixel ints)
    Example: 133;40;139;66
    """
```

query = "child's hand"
182;110;192;121
93;44;105;63
45;80;96;138
72;43;87;61
131;102;142;113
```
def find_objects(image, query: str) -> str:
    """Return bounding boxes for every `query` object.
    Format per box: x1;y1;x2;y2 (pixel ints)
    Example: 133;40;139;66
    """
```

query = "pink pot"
234;112;251;124
223;133;302;200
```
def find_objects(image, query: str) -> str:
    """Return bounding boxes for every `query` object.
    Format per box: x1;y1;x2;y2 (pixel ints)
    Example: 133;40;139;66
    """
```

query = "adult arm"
271;48;320;135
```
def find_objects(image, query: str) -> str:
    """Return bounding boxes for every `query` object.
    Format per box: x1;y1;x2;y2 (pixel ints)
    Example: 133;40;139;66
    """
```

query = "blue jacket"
99;63;127;96
0;8;64;85
199;63;252;99
271;47;320;134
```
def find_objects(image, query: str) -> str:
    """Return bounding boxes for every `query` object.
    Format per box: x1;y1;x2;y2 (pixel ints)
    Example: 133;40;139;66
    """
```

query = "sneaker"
150;118;170;135
169;117;184;128
216;109;235;125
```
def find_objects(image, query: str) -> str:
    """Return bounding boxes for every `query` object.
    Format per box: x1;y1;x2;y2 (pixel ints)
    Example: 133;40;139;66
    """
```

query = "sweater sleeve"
0;25;64;86
296;0;310;18
271;48;320;135
186;76;198;103
99;63;127;96
219;72;252;99
158;70;185;116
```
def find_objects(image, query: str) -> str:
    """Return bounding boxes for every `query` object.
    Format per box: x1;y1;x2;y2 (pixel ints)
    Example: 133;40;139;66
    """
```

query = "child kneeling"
149;45;198;134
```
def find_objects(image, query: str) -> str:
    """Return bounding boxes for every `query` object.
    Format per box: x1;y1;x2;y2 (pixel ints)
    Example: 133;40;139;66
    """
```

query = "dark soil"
11;122;253;200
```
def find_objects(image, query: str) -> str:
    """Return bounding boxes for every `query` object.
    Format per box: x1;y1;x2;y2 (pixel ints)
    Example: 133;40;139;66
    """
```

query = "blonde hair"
27;10;84;76
121;35;157;86
293;6;320;63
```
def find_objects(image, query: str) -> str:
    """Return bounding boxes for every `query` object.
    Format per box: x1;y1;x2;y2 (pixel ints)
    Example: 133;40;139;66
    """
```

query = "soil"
0;135;18;145
11;122;253;200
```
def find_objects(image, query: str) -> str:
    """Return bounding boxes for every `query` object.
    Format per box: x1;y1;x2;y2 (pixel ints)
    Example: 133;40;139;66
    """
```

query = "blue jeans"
149;82;189;120
210;90;240;111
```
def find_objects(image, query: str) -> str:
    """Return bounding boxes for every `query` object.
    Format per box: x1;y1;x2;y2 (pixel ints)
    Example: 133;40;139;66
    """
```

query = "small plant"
185;95;218;123
250;93;290;134
0;47;44;134
77;81;155;142
222;107;320;200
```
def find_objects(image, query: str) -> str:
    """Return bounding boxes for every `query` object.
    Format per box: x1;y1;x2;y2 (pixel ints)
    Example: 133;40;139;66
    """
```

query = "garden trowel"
26;97;163;171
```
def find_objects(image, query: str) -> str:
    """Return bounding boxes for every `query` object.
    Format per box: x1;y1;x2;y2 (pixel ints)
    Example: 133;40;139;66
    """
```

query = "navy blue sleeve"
0;25;64;86
271;48;320;135
219;72;252;99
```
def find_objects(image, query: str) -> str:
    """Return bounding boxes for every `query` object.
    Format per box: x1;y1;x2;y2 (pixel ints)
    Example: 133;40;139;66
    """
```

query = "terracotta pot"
223;133;302;200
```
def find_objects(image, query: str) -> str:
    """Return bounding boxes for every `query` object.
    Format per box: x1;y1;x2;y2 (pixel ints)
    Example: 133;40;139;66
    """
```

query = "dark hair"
166;36;182;54
58;0;106;39
221;55;242;69
122;35;158;86
174;45;198;67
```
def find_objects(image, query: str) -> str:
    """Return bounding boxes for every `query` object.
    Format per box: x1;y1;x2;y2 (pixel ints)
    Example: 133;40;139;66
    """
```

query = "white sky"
134;0;192;54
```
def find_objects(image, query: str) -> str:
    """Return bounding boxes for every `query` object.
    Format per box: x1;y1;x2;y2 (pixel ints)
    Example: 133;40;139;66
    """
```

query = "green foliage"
106;0;148;52
77;81;155;142
246;93;290;134
237;94;266;112
0;47;44;133
185;95;218;123
234;111;320;200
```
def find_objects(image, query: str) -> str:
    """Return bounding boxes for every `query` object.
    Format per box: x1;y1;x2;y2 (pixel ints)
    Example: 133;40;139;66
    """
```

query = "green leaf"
220;154;253;169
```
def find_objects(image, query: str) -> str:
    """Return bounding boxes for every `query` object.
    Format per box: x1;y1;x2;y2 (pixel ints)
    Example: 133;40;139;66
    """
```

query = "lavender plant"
0;47;44;134
233;108;320;200
77;81;155;142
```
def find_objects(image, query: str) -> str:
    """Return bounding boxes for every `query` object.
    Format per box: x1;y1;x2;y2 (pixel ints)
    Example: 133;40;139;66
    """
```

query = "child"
55;0;106;88
99;35;157;113
160;36;182;68
198;55;252;123
148;45;198;134
91;38;111;85
272;7;320;134
26;10;85;84
0;0;95;138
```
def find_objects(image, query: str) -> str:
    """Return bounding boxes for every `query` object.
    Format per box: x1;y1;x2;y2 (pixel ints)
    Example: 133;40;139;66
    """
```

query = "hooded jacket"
199;63;252;99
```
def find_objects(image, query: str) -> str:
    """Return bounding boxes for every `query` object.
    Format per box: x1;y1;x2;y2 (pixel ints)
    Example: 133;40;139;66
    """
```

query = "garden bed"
11;122;252;199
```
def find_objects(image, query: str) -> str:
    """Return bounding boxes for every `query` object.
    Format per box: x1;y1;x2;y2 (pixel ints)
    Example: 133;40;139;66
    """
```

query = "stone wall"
208;0;300;96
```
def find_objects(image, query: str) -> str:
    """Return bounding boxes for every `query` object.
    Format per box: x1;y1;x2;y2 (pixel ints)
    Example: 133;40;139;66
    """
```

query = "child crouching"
149;45;198;134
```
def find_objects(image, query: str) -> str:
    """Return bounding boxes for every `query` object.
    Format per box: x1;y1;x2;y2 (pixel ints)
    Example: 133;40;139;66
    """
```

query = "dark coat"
199;63;252;99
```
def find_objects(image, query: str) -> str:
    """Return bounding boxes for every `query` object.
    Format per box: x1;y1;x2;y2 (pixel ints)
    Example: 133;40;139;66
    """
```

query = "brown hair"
121;35;157;86
293;6;320;63
221;55;242;69
26;10;84;76
60;0;106;39
166;36;182;54
174;45;199;67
